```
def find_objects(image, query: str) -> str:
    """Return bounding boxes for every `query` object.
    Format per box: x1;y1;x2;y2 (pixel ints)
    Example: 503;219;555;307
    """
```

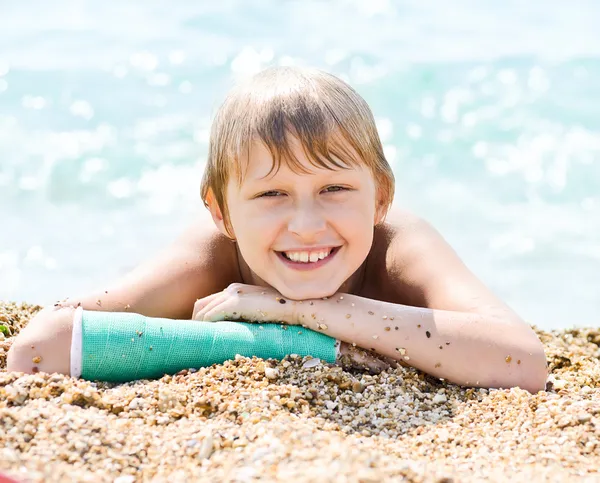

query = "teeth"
284;249;332;263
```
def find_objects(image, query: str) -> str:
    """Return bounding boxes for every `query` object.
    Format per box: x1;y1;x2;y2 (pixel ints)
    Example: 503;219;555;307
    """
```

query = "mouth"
276;246;341;270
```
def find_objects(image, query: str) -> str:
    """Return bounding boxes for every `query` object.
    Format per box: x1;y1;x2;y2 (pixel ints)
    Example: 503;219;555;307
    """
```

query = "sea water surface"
1;1;599;330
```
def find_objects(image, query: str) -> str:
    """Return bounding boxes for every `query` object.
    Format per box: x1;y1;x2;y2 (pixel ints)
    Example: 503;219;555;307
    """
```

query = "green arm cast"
71;309;338;382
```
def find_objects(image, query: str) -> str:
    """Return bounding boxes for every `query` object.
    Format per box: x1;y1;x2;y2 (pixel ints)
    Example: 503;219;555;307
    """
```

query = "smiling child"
7;66;547;392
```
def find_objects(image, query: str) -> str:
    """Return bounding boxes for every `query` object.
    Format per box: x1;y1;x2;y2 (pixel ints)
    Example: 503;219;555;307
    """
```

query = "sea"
1;0;599;330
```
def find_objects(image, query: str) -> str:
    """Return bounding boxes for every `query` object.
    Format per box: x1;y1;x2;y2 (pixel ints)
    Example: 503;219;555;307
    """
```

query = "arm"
55;212;237;319
295;214;548;393
295;294;547;393
7;302;384;380
7;214;237;374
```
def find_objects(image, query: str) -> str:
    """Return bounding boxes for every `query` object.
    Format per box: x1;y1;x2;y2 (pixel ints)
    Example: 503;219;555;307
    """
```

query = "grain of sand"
0;302;599;482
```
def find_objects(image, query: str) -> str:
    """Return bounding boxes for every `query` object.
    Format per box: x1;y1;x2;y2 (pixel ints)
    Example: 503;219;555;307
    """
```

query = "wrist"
268;294;299;325
292;295;339;331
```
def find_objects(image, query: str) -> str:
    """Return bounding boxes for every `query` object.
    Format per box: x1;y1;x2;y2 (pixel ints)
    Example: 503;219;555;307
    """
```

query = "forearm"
54;284;192;320
8;308;340;382
294;293;548;393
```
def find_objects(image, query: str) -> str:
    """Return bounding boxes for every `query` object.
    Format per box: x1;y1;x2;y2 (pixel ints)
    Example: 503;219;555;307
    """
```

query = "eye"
258;190;283;198
323;185;349;193
256;186;349;198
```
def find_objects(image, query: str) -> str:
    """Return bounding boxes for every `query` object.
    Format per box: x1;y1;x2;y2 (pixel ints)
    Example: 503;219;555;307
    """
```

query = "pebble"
264;367;279;380
302;358;321;369
197;433;214;459
0;302;599;482
577;414;592;424
352;381;365;393
113;477;135;483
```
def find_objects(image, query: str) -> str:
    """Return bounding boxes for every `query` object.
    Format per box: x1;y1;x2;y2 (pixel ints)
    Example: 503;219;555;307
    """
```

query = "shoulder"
64;210;240;320
175;213;238;274
362;208;429;304
364;208;517;317
369;207;433;267
174;210;239;283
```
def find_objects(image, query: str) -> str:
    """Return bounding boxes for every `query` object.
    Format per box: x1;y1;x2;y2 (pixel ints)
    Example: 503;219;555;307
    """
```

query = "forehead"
234;134;366;184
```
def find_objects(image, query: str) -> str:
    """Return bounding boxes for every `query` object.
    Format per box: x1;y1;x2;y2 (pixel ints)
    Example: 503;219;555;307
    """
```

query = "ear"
374;206;386;226
204;188;235;240
373;188;388;225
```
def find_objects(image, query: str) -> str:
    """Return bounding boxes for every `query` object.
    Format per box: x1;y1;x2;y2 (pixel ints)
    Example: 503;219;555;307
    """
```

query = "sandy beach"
0;301;598;482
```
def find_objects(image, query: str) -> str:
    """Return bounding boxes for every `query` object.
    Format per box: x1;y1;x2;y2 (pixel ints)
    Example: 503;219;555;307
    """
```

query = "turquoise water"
1;1;599;330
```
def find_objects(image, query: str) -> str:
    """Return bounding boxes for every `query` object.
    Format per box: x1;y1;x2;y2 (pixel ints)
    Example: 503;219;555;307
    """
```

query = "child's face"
219;136;383;300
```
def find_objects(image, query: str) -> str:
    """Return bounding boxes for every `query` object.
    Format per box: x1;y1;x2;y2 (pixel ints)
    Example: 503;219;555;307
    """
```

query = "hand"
192;283;298;325
337;342;400;374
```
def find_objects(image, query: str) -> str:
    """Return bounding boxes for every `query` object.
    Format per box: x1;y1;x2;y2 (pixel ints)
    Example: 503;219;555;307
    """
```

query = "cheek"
245;203;289;235
332;204;375;247
232;208;280;252
330;199;375;226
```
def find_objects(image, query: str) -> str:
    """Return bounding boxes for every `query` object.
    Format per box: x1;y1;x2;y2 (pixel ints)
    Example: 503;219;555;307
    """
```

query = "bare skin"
6;206;546;388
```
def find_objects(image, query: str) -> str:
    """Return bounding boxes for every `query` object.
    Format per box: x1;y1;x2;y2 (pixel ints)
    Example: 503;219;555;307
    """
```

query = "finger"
201;297;245;322
194;292;229;321
378;355;399;369
338;343;390;374
341;343;398;368
202;295;269;323
363;358;390;374
202;294;263;323
201;305;231;322
192;292;223;319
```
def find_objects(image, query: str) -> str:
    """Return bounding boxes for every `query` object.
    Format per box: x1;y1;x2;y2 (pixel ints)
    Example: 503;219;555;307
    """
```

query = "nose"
287;199;327;239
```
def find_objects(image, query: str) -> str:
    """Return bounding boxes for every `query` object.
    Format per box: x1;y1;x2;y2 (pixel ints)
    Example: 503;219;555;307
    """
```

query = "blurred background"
0;0;598;330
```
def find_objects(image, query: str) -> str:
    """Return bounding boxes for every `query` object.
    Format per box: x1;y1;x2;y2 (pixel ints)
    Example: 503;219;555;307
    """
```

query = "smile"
276;246;340;270
282;248;333;263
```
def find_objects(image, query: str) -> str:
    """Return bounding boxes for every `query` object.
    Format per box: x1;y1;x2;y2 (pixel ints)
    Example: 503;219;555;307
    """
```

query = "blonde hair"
200;66;395;236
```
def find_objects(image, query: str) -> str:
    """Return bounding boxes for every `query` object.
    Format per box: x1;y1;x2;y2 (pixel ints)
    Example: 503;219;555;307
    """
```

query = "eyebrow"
248;166;355;184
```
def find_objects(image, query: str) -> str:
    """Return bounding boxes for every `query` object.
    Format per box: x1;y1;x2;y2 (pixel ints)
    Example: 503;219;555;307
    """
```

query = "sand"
0;301;599;482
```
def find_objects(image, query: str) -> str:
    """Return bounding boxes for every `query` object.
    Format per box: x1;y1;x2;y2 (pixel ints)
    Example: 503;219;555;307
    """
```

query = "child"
7;66;547;392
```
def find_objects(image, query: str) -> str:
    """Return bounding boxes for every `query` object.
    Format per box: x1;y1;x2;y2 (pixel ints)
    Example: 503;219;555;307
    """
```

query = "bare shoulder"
174;210;237;266
363;207;521;320
362;207;426;304
172;210;240;282
68;210;239;319
135;209;240;306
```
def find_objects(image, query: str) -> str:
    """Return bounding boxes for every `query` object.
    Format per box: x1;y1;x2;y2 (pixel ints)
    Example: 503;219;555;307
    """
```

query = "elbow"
5;306;75;377
520;343;548;394
516;325;548;393
500;339;548;394
7;335;71;378
516;350;548;394
6;339;36;375
483;333;548;394
508;323;549;393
